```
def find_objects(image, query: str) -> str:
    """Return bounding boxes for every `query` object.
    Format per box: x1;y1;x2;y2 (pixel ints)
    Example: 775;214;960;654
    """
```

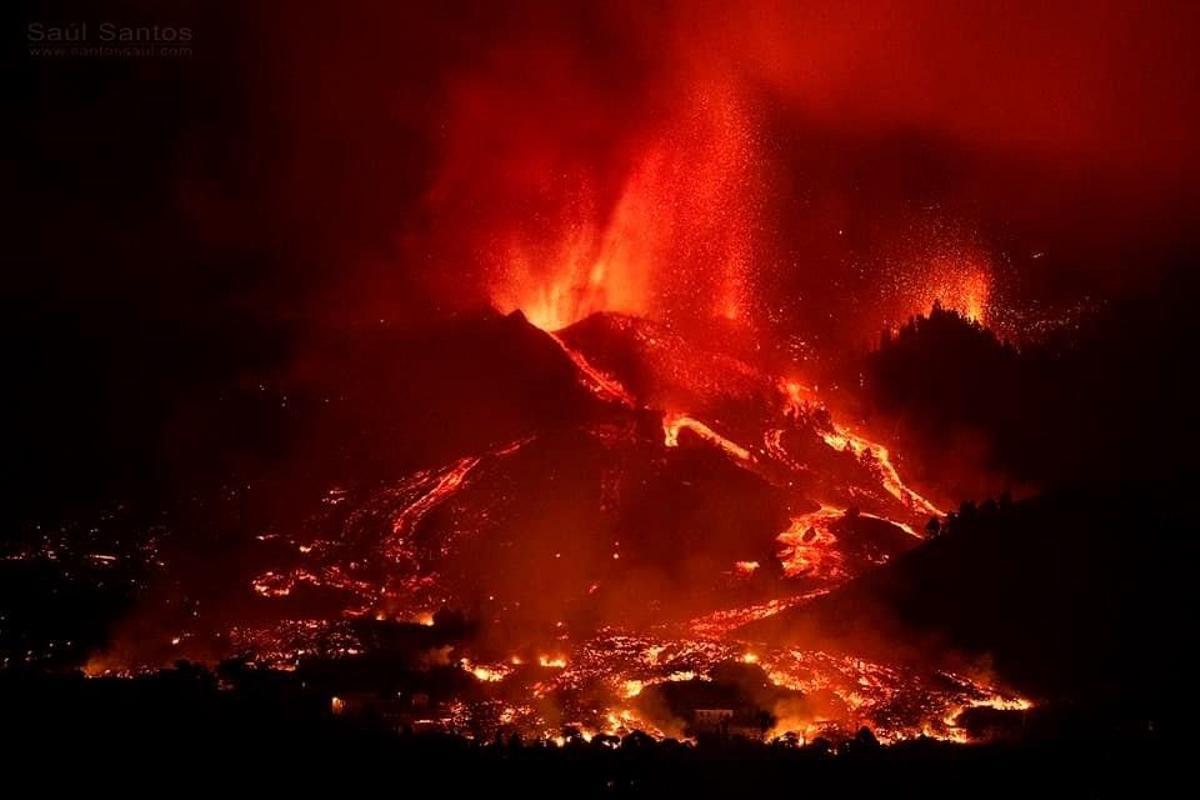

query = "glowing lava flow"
385;455;483;562
685;592;830;638
780;380;942;517
447;633;1032;745
662;413;753;463
820;429;942;517
246;437;534;616
776;506;851;580
547;331;637;407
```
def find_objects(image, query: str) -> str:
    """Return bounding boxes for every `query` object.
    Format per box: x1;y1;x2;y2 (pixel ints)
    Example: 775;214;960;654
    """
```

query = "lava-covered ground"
4;308;1035;745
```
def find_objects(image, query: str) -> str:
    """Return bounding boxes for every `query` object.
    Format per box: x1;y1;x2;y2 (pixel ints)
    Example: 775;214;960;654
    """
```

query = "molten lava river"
80;309;1029;746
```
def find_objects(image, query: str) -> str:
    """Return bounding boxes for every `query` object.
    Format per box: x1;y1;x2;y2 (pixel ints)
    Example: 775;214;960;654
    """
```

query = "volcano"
7;2;1199;787
45;305;1036;744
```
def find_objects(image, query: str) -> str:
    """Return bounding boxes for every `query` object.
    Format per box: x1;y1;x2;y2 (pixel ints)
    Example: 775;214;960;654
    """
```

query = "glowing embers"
924;259;991;325
662;412;753;463
885;251;994;329
409;611;436;627
759;649;1030;744
442;632;1031;745
686;592;829;638
225;619;362;671
252;567;367;598
461;658;512;683
94;620;1032;745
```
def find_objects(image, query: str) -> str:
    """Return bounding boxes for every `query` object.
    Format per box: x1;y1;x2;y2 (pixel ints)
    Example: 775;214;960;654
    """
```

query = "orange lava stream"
781;380;942;517
776;506;851;580
820;429;943;517
662;412;753;463
385;455;482;561
685;592;830;638
548;331;637;407
776;505;920;580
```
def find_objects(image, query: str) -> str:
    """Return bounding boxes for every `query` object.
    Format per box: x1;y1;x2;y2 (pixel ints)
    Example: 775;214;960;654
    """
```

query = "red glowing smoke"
390;0;1198;341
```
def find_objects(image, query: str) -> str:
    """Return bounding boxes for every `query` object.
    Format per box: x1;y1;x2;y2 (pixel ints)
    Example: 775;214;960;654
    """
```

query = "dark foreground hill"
743;482;1195;731
862;279;1199;492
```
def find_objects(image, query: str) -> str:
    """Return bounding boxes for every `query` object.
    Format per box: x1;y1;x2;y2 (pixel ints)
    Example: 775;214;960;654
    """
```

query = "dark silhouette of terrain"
863;272;1197;490
0;664;1177;794
745;483;1195;737
743;285;1200;742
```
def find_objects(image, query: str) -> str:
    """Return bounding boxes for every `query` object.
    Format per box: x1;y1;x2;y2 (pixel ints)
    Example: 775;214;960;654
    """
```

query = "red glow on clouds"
904;254;993;326
491;82;758;331
388;0;1200;345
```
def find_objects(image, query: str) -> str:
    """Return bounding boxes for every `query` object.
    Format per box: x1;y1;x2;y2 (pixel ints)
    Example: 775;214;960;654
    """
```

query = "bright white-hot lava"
662;413;753;463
